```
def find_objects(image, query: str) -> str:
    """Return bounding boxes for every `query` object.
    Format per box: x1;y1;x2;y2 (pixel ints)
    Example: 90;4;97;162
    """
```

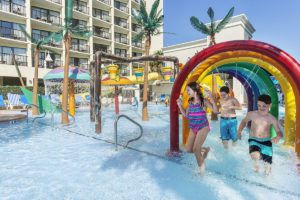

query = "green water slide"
20;87;58;113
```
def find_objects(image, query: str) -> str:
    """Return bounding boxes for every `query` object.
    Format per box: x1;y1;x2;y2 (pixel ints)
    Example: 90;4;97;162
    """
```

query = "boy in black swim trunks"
237;94;282;175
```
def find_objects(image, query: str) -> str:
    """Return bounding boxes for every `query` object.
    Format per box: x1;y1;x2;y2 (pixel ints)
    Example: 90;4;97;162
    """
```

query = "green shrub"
0;86;45;99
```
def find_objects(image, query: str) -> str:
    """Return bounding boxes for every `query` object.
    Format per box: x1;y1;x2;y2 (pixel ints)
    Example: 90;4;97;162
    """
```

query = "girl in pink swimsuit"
177;82;218;174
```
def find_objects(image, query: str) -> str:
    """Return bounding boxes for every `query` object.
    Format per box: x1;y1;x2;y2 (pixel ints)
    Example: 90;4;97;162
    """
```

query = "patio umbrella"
44;66;90;116
102;76;134;114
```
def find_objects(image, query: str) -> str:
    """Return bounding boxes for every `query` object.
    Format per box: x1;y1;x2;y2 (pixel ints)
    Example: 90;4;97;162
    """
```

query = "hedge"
0;86;45;99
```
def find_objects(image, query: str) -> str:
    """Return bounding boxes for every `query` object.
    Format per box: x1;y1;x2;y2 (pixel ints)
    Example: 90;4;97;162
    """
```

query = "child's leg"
264;162;271;175
250;151;261;172
193;127;210;173
185;129;196;153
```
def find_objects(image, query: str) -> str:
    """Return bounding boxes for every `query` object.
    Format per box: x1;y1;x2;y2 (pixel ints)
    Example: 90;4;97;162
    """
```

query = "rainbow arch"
170;40;300;156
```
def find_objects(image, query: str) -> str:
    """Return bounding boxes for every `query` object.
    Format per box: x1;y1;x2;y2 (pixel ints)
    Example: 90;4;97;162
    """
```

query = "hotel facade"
0;0;163;86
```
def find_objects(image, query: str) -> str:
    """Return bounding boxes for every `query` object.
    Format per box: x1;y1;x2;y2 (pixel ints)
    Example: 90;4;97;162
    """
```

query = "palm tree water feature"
132;0;164;121
44;67;90;116
44;0;92;124
91;51;179;133
190;7;234;120
19;25;59;116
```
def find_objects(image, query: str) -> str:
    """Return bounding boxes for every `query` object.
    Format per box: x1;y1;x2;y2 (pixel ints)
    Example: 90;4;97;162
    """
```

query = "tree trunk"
32;48;39;115
61;34;71;124
209;36;218;120
142;35;151;121
12;54;25;87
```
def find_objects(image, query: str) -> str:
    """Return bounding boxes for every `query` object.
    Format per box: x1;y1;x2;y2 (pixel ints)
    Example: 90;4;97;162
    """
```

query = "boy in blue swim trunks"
238;94;282;175
219;86;241;149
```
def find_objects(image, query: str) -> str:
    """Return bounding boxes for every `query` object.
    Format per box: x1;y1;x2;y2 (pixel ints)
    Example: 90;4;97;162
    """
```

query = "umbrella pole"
115;85;119;115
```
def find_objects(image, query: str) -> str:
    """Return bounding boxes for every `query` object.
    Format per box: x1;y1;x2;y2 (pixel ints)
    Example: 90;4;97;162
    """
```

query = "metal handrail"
26;104;47;123
114;114;143;151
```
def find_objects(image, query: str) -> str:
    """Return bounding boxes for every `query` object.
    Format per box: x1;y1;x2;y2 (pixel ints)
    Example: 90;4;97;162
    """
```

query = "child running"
177;82;218;174
238;94;282;175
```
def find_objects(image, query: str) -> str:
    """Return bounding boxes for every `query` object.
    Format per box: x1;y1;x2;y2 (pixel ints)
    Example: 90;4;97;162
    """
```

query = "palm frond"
139;0;149;23
149;0;160;19
132;31;145;43
215;7;234;33
207;7;215;21
18;25;32;42
132;8;144;25
190;16;210;35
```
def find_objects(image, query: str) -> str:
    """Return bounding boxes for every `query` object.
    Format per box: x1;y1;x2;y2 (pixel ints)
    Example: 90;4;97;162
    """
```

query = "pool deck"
0;110;27;123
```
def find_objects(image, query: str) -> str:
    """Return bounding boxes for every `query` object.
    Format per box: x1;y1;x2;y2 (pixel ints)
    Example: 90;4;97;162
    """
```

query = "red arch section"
169;40;300;154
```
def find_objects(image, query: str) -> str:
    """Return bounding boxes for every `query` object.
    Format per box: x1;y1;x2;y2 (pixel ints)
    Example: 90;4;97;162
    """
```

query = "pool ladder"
114;114;143;151
26;104;47;123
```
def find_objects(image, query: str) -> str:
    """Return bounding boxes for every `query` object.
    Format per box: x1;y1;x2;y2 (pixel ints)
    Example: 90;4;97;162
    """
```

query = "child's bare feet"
199;161;206;175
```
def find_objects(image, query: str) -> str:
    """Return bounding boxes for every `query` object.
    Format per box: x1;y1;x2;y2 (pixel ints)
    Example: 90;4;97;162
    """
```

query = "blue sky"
163;0;300;61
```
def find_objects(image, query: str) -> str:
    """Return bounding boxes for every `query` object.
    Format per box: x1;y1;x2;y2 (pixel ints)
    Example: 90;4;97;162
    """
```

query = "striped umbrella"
44;66;90;81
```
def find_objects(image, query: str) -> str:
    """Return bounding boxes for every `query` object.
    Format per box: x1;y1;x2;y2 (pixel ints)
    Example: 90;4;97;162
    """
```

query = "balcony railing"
115;37;128;44
94;31;111;39
71;44;89;53
98;0;110;5
114;53;129;57
93;49;111;54
93;12;111;22
114;3;129;13
0;27;26;41
36;59;62;69
32;33;62;47
115;21;128;29
74;5;89;14
132;24;142;32
132;42;143;48
47;0;62;4
0;1;26;16
0;53;27;66
132;0;140;4
31;9;61;25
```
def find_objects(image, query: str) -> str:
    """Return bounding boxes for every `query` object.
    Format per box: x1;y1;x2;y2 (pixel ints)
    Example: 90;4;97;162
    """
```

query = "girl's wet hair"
187;82;204;106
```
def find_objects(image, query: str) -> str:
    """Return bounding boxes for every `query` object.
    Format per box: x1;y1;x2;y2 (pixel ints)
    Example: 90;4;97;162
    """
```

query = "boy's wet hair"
258;94;272;104
220;86;230;94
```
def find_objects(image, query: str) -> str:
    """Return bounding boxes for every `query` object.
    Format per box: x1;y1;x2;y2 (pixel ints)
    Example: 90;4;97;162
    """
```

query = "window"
0;46;26;65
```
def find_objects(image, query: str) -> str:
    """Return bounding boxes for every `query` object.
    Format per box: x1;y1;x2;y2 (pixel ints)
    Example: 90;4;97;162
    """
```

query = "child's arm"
176;98;188;118
204;90;218;113
238;112;251;139
231;98;242;110
271;117;283;143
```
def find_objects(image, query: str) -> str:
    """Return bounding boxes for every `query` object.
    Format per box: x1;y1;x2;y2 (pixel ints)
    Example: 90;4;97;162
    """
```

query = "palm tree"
190;7;234;120
132;0;163;121
50;0;92;124
19;25;57;115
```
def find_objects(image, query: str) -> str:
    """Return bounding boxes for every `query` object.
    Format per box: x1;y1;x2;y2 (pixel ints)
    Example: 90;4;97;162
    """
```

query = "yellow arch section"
180;51;298;148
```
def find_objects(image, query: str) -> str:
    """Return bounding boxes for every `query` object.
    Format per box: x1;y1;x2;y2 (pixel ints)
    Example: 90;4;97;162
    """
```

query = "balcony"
0;53;27;66
98;0;110;5
71;44;89;53
73;4;89;15
48;0;61;4
132;0;140;4
0;27;26;41
115;21;128;29
31;9;61;25
115;37;128;45
0;1;26;16
32;33;62;47
94;31;111;40
36;59;62;68
93;49;111;54
114;2;129;13
114;53;129;57
93;11;111;22
132;41;144;49
132;24;142;33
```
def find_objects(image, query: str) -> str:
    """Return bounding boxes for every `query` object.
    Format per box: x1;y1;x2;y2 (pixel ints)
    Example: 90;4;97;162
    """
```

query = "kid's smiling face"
186;86;195;98
257;100;271;114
